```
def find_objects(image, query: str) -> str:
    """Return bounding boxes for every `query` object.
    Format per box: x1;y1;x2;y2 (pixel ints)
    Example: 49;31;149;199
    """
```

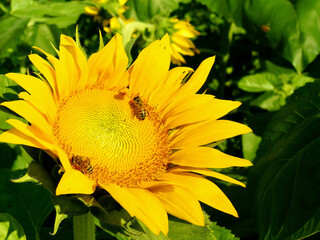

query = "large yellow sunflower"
0;33;252;235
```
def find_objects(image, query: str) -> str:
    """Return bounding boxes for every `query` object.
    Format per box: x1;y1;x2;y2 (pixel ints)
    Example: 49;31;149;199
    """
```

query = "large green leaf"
99;214;239;240
249;81;320;240
0;213;26;240
245;0;320;72
196;0;246;26
0;16;29;58
0;169;53;240
27;23;61;56
10;1;87;28
125;0;190;22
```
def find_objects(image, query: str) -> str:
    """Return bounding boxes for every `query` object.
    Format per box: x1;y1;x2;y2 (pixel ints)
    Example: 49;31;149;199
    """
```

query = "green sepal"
98;29;105;51
28;161;57;194
75;25;87;59
10;161;57;193
50;41;59;56
51;208;68;236
123;34;139;67
10;170;38;184
50;195;89;235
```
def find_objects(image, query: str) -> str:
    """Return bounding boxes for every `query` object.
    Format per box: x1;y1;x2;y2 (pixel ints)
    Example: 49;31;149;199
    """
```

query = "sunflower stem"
73;212;95;240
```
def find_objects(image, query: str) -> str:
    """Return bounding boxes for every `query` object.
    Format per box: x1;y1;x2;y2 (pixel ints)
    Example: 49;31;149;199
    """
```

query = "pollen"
53;87;170;187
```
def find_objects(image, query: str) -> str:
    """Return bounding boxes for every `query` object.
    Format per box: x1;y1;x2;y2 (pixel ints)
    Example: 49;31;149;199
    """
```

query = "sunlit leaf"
0;213;26;240
238;73;279;92
10;1;87;28
241;132;261;162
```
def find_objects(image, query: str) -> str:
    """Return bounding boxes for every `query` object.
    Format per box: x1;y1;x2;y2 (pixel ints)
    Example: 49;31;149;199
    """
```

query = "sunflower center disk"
53;88;170;187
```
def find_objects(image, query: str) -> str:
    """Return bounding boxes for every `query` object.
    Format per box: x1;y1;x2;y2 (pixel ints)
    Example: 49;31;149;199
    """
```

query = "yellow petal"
178;56;215;96
152;67;194;111
165;98;240;129
169;147;252;168
84;6;99;16
1;100;52;137
170;167;246;187
6;119;54;152
18;92;56;124
170;120;252;149
108;34;129;89
151;184;204;226
101;184;168;235
28;54;58;101
5;73;56;122
61;35;88;91
0;128;45;149
171;35;196;49
32;46;59;69
55;35;87;98
129;35;171;99
56;146;71;170
161;94;213;120
159;172;238;217
56;169;96;195
170;44;186;65
87;34;127;89
171;43;195;56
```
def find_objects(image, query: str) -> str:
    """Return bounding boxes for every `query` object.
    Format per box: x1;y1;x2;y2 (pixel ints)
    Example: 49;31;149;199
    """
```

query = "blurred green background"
0;0;320;239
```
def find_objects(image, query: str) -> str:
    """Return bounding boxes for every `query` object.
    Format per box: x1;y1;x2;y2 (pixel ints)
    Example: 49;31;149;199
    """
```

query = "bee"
71;155;93;174
132;96;148;120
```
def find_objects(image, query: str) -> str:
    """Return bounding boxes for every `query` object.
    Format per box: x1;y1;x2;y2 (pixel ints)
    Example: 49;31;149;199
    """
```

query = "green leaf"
0;143;32;171
0;169;53;240
0;74;22;101
241;132;261;162
249;81;320;240
27;23;61;56
197;0;246;26
207;221;239;240
125;0;190;22
0;16;29;58
50;195;89;235
97;213;238;239
10;2;87;28
238;73;279;92
0;213;26;240
245;0;320;72
250;91;285;111
10;0;34;12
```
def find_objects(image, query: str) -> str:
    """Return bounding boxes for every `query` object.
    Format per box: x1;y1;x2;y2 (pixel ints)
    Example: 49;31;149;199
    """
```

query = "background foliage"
0;0;319;239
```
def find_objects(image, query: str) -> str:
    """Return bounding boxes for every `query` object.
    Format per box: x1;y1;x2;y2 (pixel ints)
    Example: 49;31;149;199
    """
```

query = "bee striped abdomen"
132;96;148;120
71;155;93;174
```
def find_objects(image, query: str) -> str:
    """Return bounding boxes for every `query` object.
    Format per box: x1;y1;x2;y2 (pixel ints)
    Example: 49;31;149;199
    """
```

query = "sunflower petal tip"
161;34;171;48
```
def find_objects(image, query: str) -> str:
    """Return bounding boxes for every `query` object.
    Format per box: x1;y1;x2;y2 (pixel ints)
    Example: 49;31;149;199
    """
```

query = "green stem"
73;212;95;240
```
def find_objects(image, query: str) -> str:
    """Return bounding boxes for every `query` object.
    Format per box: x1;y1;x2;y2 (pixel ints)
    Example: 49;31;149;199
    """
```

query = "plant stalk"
73;212;95;240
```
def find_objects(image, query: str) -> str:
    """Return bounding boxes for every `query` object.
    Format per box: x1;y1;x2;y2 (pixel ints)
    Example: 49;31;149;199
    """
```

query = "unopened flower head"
169;19;200;65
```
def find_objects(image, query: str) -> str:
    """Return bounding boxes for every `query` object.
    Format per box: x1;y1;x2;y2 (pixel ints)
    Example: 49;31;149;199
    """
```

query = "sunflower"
0;33;252;235
84;0;131;34
169;19;200;65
